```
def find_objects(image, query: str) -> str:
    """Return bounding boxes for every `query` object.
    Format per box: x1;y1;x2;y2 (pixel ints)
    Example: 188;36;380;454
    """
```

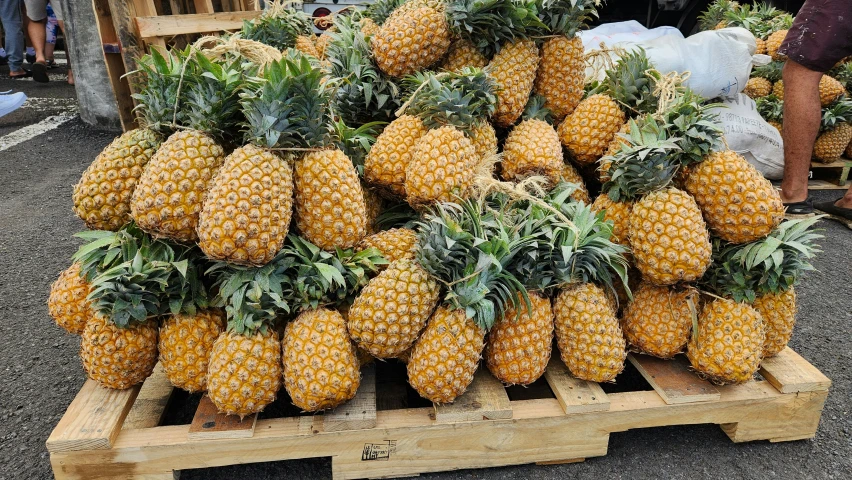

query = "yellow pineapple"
469;121;498;161
819;75;845;106
553;283;626;383
813;97;852;162
364;114;427;198
755;37;766;55
558;94;625;165
347;259;440;358
766;29;787;60
405;126;478;206
80;313;158;390
753;288;797;358
358;228;419;264
501;96;563;183
159;309;225;393
485;292;553;386
48;263;93;335
599;122;631;182
772;79;784;99
295;35;320;57
371;5;451;77
360;18;380;37
362;185;385;234
687;297;765;385
282;308;361;411
487;39;540;128
315;30;333;59
591;194;633;247
621;284;698;359
559;163;591;204
684;150;784;244
442;38;488;72
743;77;772;98
207;330;282;417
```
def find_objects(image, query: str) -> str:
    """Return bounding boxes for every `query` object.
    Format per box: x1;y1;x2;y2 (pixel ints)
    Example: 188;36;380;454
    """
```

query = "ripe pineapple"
470;121;498;161
756;94;784;134
743;77;772;98
591;194;633;247
684;150;784;244
358;228;419;263
766;29;787;60
363;186;385;235
442;38;488;72
364;115;427;198
753;288;797;358
772;79;784;99
755;37;766;55
372;3;451;77
282;307;361;411
813;97;852;162
81;313;159;389
501;96;563;183
534;0;599;120
621;283;698;359
159;309;225;392
295;35;320;57
347;259;440;358
315;30;334;59
208;330;282;417
558;94;625;165
132;53;242;243
488;39;540;128
48;263;93;335
687;297;764;385
485;292;553;386
406;127;478;206
360;17;380;37
819;75;845;107
559;163;591;204
599;121;631;182
553;283;626;382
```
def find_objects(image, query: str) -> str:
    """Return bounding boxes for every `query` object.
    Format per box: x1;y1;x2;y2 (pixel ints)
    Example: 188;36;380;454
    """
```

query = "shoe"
814;199;852;229
31;62;49;83
26;53;36;64
0;91;27;118
0;55;8;66
783;197;814;218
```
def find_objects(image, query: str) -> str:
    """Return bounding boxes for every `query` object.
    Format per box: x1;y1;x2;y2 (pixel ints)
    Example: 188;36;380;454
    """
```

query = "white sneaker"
0;91;27;118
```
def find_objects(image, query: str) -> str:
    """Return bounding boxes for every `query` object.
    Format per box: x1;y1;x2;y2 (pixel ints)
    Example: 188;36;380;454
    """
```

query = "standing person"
0;0;29;79
22;0;51;82
778;0;852;226
43;0;70;84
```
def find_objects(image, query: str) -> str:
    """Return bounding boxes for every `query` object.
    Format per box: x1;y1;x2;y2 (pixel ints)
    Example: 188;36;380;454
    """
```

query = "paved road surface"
0;61;849;480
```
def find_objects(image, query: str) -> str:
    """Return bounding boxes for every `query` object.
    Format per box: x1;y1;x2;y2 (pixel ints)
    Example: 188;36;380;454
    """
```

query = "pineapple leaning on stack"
812;96;852;162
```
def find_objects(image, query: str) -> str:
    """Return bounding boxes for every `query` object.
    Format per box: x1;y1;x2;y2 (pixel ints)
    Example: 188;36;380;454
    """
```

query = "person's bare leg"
835;186;852;208
779;60;823;204
57;19;72;84
26;17;46;63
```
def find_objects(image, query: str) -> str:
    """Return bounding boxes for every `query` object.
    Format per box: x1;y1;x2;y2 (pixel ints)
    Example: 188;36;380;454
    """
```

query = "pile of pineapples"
703;0;852;162
47;0;823;418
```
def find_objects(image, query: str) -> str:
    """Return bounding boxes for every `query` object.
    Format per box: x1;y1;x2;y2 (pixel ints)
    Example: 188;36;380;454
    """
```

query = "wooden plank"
628;354;721;405
46;380;139;453
434;368;513;423
123;364;174;430
107;0;155;95
193;0;215;13
808;178;851;190
187;394;257;440
543;356;610;414
92;0;137;130
136;11;261;38
759;347;832;394
325;364;378;432
810;159;852;168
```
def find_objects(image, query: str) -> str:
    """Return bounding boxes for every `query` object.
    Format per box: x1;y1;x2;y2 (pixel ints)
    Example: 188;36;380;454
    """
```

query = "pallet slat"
543;356;610;414
325;364;378;432
759;347;832;394
123;364;174;430
628;354;720;404
434;368;513;422
135;11;260;38
188;394;257;440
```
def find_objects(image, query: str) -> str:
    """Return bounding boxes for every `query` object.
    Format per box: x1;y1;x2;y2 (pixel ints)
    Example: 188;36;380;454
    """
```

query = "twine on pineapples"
193;35;283;72
584;42;628;83
651;70;691;120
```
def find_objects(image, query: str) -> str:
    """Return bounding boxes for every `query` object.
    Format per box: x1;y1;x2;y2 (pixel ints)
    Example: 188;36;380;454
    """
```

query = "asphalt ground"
0;62;849;480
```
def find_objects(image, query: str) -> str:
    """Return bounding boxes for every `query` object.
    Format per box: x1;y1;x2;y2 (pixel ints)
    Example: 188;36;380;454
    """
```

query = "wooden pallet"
809;159;852;190
47;347;831;480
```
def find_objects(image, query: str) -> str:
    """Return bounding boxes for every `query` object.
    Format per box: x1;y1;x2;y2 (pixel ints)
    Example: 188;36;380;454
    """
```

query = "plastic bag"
578;21;683;51
708;94;784;180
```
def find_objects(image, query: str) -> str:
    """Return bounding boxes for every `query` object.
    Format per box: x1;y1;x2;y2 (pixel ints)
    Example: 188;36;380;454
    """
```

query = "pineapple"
240;0;315;51
755;37;766;55
315;30;334;59
131;52;242;243
687;297;764;385
753;288;797;357
534;0;600;120
360;17;380;37
81;313;159;389
621;283;698;359
558;94;624;165
282;308;361;411
442;38;488;72
347;259;440;358
48;263;92;335
766;29;787;60
501;96;563;183
485;292;553;386
813;97;852;162
294;35;320;57
559;163;591;204
364;115;427;198
743;77;772;98
772;79;784;99
470;121;498;161
208;329;282;417
756;94;783;133
371;3;451;77
407;127;478;206
819;75;845;107
684;150;784;244
363;186;385;234
488;39;540;128
358;228;419;264
599;121;631;182
591;194;633;247
159;309;225;392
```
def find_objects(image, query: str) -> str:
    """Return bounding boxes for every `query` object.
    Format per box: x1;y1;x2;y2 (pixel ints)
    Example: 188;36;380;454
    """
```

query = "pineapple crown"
756;94;784;123
700;217;823;302
819;96;852;132
828;61;852;92
240;0;314;50
521;94;554;123
402;68;498;133
604;49;661;116
662;89;724;167
182;52;245;140
446;0;547;58
536;0;600;38
720;2;781;39
363;0;407;25
241;51;332;149
73;223;148;282
601;116;682;202
415;199;531;330
698;0;740;31
131;48;185;134
325;15;402;124
752;60;784;83
332;120;386;175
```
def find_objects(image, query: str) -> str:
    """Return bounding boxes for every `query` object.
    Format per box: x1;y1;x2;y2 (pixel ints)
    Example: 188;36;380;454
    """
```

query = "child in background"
44;2;58;67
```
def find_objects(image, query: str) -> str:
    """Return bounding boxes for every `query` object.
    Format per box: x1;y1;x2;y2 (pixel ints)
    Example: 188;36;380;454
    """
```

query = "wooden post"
91;0;136;130
106;0;161;97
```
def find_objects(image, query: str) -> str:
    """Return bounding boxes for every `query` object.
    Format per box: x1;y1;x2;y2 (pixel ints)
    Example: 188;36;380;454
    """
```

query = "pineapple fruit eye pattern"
48;0;827;430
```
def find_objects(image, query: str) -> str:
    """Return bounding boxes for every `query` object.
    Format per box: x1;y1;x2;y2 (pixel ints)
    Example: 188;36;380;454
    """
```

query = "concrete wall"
59;0;121;131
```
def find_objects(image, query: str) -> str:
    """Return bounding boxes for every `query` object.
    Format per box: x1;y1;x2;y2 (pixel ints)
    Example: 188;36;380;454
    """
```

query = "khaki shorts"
24;0;62;22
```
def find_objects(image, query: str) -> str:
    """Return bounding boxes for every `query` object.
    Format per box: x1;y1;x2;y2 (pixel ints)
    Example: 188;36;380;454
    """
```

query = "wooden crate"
809;159;852;190
47;347;830;479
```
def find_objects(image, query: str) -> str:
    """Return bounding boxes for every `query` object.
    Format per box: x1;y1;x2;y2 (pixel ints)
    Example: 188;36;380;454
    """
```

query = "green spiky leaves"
131;48;185;134
752;60;784;83
819;96;852;133
447;0;547;58
240;1;314;50
602;117;681;201
403;67;497;133
537;0;600;37
663;90;724;166
522;94;554;123
756;94;784;123
183;52;245;141
605;49;661;116
363;0;407;25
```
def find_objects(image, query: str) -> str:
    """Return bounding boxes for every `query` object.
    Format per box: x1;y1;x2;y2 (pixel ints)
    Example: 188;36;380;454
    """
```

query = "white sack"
708;94;784;180
578;21;683;51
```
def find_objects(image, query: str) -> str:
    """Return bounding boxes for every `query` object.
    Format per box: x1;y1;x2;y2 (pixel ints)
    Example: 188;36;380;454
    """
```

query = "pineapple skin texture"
766;29;787;61
295;35;320;58
687;298;765;385
535;36;585;121
622;283;697;359
348;259;440;358
684;151;784;244
772;80;784;99
755;37;767;55
405;126;477;206
553;283;626;383
407;306;485;403
743;77;772;98
364;115;427;198
48;263;92;335
198;144;294;266
591;194;634;248
360;18;380;37
362;185;385;235
488;39;540;128
558;94;625;166
752;288;797;358
131;130;224;243
599;122;631;182
283;308;361;412
501;119;564;183
819;75;845;106
629;187;712;285
73;128;161;231
485;292;554;386
372;7;451;78
469;121;498;162
159;309;225;393
207;330;282;417
295;149;367;251
814;123;852;162
560;163;591;204
358;228;419;264
442;38;488;72
80;314;158;390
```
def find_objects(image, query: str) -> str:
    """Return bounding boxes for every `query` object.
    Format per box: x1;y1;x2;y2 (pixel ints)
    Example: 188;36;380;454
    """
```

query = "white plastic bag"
579;21;683;51
708;94;784;180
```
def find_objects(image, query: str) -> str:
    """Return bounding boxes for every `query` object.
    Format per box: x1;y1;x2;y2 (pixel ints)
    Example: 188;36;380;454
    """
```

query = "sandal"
783;197;815;219
814;199;852;229
31;62;49;83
